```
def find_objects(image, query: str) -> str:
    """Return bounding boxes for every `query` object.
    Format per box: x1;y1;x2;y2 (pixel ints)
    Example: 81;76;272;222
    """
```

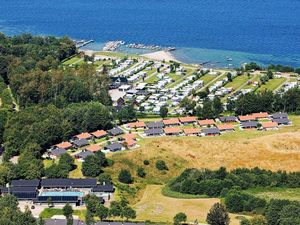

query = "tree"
59;153;74;171
96;204;109;221
206;203;230;225
84;194;100;214
82;151;108;177
278;203;300;225
227;73;233;82
63;203;73;225
143;160;150;165
122;206;137;221
85;210;95;225
160;106;168;118
98;173;112;185
265;199;291;225
47;197;53;208
137;167;146;178
156;160;168;171
173;212;187;225
118;169;133;184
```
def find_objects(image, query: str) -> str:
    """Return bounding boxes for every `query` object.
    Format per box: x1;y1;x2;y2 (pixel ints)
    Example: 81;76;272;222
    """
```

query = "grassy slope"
257;77;287;92
225;75;249;91
244;187;300;201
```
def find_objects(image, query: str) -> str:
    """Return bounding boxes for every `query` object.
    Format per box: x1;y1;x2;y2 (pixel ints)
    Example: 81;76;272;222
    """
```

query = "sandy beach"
141;50;180;62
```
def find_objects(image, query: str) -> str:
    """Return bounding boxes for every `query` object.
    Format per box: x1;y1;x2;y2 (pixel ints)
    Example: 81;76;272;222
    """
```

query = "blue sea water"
0;0;300;67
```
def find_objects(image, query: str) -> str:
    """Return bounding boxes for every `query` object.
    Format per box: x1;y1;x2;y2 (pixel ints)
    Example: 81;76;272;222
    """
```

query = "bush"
143;160;150;165
118;169;133;184
98;173;112;185
156;160;168;171
137;167;146;178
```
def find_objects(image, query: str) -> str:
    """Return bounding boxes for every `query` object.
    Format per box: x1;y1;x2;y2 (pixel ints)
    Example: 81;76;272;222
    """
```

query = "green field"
40;208;86;220
257;77;287;92
245;187;300;201
62;56;82;65
200;74;216;85
224;75;249;91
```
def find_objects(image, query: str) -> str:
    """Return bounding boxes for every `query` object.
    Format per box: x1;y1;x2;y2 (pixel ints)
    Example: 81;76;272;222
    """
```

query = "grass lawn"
62;56;82;65
256;78;287;92
244;187;300;201
162;185;208;199
43;159;56;168
145;74;159;84
224;75;249;91
200;74;216;84
69;159;85;178
133;185;244;224
40;208;86;220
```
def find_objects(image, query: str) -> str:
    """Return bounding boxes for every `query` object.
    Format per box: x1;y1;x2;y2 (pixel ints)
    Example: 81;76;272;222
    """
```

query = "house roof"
261;121;278;128
55;142;72;149
272;112;288;119
123;133;137;140
75;132;92;140
198;119;215;126
146;121;164;129
217;124;235;131
252;112;269;119
73;139;89;147
219;116;237;122
164;127;181;134
273;117;290;124
105;142;123;151
127;121;146;128
10;186;37;193
76;150;94;159
50;148;67;156
202;128;220;134
124;138;136;147
179;116;197;123
41;178;97;188
91;130;108;138
163;118;180;125
11;179;40;188
241;121;258;128
92;185;114;193
107;127;124;136
238;115;256;121
183;128;201;135
85;144;101;152
144;128;164;135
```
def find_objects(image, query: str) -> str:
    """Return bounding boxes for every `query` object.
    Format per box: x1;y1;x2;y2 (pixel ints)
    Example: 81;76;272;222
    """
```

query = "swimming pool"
40;191;84;197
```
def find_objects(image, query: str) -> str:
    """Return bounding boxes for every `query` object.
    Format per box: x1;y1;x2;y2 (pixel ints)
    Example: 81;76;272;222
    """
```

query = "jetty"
103;41;125;51
75;40;94;48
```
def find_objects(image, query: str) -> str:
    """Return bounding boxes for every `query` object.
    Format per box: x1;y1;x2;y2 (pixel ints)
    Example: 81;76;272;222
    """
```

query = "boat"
226;57;233;61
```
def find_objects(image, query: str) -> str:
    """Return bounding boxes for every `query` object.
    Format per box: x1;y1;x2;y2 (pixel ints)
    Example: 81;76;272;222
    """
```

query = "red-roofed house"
198;119;215;127
124;138;137;148
252;112;269;119
261;121;278;130
238;115;256;122
85;144;101;152
122;133;137;140
91;130;108;139
163;118;180;127
127;121;146;129
55;142;73;150
183;128;201;136
217;124;235;132
164;127;181;136
75;132;92;140
179;116;197;124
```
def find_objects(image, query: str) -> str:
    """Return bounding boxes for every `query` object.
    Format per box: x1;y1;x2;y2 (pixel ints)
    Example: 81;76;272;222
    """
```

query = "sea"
0;0;300;68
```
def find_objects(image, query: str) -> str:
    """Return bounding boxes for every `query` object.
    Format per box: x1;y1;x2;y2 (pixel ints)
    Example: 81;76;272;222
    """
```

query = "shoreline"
141;50;180;63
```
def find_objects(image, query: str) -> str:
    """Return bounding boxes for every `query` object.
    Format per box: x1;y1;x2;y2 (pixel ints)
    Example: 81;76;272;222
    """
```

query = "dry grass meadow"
134;185;246;225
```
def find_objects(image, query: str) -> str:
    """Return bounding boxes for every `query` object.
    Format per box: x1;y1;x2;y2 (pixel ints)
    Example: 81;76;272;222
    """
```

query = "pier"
75;40;94;48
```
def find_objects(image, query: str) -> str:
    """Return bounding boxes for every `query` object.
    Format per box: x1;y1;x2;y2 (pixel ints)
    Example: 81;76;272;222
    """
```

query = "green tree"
173;212;187;225
206;203;230;225
63;203;73;225
96;204;109;221
156;160;168;171
122;206;137;221
118;169;133;184
160;106;168;118
137;167;146;178
98;173;112;185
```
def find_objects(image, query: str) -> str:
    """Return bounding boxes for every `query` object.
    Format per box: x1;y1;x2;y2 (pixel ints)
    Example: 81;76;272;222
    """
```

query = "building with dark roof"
241;121;258;129
146;121;164;129
107;127;124;136
219;116;237;123
272;117;290;125
92;185;114;193
41;178;97;189
104;142;124;152
202;128;220;136
11;179;40;188
272;112;288;119
50;148;67;158
75;150;94;160
10;186;38;200
144;128;164;136
73;139;89;148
